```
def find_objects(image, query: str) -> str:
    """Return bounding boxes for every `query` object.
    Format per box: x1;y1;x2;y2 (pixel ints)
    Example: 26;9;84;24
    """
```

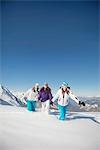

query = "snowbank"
0;106;100;150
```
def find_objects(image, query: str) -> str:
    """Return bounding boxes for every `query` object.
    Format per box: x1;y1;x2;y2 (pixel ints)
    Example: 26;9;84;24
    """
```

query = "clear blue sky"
1;1;99;96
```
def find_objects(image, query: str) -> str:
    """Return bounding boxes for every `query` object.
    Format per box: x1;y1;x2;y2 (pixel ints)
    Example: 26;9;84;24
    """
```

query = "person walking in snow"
52;82;85;120
38;83;53;114
24;83;40;111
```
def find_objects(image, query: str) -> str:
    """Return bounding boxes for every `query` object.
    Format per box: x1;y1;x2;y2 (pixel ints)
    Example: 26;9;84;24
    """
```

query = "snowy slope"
0;106;100;150
0;85;21;106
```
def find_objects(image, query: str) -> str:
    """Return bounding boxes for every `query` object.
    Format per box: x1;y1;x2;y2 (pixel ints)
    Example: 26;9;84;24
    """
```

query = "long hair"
61;88;69;94
60;87;70;98
32;87;39;93
32;87;35;92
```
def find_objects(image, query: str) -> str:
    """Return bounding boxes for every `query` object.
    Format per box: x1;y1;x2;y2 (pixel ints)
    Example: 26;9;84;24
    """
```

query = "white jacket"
52;89;79;106
24;88;39;101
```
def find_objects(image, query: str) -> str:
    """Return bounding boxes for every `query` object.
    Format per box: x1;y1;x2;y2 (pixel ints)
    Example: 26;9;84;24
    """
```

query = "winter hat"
35;83;39;87
44;82;48;86
62;81;68;87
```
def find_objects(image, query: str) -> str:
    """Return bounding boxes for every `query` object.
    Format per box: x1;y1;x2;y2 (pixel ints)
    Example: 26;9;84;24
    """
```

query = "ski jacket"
24;88;39;101
38;88;53;102
52;89;79;106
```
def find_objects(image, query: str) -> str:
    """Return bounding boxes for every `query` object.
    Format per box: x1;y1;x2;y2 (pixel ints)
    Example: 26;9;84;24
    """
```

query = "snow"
0;105;100;150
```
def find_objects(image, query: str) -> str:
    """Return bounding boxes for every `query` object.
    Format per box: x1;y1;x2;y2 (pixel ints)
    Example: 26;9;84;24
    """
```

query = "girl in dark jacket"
38;83;53;114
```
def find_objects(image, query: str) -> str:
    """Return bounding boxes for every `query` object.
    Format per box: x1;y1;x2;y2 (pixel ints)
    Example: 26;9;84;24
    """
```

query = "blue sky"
1;1;99;96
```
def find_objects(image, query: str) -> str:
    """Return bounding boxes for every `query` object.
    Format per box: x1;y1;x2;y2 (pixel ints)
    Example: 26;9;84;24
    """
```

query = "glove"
79;101;85;106
79;101;81;105
50;100;53;106
81;102;85;106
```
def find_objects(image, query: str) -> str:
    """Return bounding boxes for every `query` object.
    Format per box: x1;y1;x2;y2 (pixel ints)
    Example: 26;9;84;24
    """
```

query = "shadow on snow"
50;111;100;125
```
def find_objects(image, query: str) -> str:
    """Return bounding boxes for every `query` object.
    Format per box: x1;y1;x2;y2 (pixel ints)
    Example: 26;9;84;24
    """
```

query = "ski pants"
58;104;67;120
27;100;36;111
41;100;50;113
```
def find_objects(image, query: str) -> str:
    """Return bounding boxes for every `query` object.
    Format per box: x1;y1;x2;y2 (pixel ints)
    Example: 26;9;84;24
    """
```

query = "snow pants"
41;100;50;114
27;100;36;111
58;105;67;120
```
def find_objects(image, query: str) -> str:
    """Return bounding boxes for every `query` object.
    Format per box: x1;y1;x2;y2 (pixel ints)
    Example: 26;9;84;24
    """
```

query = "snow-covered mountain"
0;85;100;111
13;91;25;99
0;85;23;106
16;88;32;105
78;96;100;112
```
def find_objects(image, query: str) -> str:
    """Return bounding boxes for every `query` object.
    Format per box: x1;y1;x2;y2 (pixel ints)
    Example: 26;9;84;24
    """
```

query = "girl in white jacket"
52;82;80;120
24;83;40;111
